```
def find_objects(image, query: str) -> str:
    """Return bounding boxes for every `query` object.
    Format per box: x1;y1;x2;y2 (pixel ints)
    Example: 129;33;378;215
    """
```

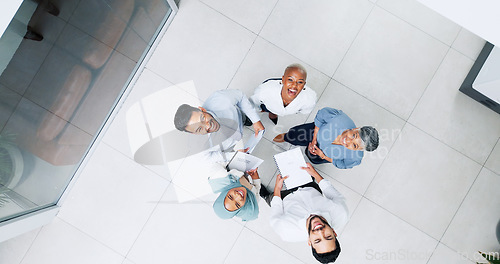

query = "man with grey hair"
251;63;317;125
274;107;379;169
174;89;264;163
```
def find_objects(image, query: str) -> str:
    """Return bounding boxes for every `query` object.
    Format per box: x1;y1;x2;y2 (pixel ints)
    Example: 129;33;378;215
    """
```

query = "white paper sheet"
273;147;312;189
226;151;264;172
244;129;265;154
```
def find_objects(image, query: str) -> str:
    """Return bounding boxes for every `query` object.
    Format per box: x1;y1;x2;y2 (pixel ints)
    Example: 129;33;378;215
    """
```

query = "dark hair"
359;126;379;152
311;239;341;263
174;104;200;132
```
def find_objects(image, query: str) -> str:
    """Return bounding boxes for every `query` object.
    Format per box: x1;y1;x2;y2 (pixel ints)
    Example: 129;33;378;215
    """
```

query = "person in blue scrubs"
274;107;379;169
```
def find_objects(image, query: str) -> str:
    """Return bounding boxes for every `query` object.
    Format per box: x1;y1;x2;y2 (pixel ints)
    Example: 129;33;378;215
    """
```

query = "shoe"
268;113;278;125
243;114;252;126
273;133;286;143
259;184;272;206
24;27;43;41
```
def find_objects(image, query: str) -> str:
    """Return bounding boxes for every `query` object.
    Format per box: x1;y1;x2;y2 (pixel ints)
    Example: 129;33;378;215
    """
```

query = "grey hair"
285;63;307;79
174;104;200;132
359;126;379;152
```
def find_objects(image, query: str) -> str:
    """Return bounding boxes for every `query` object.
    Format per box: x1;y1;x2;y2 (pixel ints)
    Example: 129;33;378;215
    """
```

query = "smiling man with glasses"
174;89;264;163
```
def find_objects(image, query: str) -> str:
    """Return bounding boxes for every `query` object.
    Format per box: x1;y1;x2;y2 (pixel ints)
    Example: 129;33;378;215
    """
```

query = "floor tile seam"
447;24;488;62
12;93;94;139
450;43;487;62
436;240;481;263
374;3;460;48
361;196;441;244
197;0;263;36
223;34;260;91
15;228;42;264
404;120;486;167
482;137;500;167
221;225;248;264
0;89;23;135
66;0;83;25
54;216;128;259
425;240;441;264
122;183;172;261
359;121;408;198
254;35;334;80
99;141;173;183
330;78;408;123
18;16;67;98
404;42;451;121
337;192;364;237
436;165;483;243
330;3;376;79
142;66;206;103
256;0;281;36
240;225;308;264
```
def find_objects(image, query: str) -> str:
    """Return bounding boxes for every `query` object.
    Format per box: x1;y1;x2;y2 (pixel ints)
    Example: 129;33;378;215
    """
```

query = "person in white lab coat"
263;163;348;263
250;64;317;125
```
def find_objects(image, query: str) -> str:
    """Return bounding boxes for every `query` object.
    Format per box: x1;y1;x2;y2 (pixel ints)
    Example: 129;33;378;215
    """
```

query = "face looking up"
224;187;247;211
335;128;365;151
281;67;307;103
307;215;337;254
184;107;220;135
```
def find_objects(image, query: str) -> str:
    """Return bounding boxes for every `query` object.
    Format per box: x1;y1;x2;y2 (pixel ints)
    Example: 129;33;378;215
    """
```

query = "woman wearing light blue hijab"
209;168;261;221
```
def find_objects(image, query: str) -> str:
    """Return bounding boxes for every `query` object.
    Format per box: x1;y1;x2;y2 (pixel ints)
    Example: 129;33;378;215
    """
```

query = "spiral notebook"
273;147;312;189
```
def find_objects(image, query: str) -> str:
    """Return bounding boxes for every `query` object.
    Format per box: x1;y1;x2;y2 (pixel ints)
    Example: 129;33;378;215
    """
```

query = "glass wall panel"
0;0;173;222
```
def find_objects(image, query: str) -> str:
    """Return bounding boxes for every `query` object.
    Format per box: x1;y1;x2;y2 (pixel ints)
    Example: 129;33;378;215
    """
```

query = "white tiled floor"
2;0;500;263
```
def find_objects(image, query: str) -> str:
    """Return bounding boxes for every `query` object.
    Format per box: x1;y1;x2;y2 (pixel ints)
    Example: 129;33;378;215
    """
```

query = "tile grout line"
435;167;484;262
122;183;173;260
241;225;308;264
54;216;129;259
376;3;460;49
481;136;500;167
406;47;451;124
256;0;281;36
221;224;248;264
362;196;441;244
17;228;43;264
360;121;408;198
329;3;376;79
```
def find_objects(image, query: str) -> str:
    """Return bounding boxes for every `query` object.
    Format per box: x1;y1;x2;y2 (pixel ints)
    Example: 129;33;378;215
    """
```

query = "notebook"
273;147;312;189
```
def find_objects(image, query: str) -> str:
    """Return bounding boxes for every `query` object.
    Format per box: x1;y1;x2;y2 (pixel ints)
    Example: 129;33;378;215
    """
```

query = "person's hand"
301;163;323;182
274;174;288;194
252;121;265;137
308;142;315;155
246;168;259;180
237;147;250;153
311;144;326;159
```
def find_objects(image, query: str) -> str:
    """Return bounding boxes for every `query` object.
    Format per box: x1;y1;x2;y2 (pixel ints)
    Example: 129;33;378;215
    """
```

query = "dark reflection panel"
0;0;172;223
0;85;21;131
70;51;136;136
0;5;66;95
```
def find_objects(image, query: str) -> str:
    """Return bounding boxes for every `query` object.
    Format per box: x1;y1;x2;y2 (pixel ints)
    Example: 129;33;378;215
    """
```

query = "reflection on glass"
0;0;172;222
